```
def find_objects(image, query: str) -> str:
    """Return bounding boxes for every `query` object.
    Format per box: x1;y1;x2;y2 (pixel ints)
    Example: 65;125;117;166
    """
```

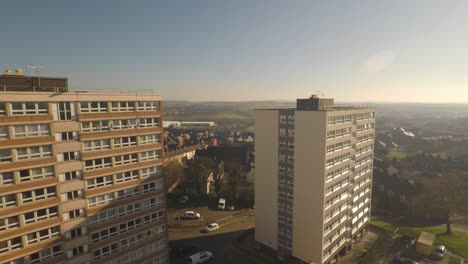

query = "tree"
214;179;222;197
189;157;215;196
426;173;465;234
164;159;184;191
226;168;245;201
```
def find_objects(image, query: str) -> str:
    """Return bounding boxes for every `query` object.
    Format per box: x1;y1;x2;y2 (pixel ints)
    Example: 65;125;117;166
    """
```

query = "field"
370;220;468;258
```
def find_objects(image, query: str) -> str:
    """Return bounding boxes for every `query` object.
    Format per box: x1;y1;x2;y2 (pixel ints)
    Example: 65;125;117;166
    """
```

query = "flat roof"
255;106;375;111
0;91;161;102
417;232;435;245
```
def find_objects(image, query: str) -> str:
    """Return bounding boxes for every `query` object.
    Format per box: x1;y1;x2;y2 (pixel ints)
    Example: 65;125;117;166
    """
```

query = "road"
168;203;263;264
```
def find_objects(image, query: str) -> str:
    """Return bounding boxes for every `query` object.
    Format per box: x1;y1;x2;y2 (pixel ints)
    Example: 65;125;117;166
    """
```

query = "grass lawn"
386;151;407;160
370;220;468;259
449;256;461;264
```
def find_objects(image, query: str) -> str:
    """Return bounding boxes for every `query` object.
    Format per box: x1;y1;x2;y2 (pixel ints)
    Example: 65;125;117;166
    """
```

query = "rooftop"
0;74;68;93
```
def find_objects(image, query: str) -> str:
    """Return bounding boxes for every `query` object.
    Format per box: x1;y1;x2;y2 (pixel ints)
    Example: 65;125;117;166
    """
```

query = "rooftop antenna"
26;65;44;76
26;65;44;88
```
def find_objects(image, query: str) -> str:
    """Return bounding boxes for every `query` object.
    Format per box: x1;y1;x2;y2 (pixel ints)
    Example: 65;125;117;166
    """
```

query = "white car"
204;223;220;232
187;251;213;264
217;198;226;210
184;211;201;219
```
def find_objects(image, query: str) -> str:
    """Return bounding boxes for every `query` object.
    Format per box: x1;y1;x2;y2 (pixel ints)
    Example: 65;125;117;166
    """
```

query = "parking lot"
167;201;262;264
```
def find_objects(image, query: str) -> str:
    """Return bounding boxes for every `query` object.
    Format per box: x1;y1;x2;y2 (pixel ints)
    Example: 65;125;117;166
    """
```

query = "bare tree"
227;168;245;201
164;159;184;190
189;157;215;196
427;173;465;234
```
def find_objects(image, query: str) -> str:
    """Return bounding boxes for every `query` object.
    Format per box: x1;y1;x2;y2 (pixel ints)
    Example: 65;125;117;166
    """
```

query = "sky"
1;1;468;103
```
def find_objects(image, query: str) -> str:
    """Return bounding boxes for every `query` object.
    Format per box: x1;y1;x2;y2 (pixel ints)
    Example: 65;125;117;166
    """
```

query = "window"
89;209;117;225
139;134;161;145
61;131;75;141
0;237;22;253
29;246;61;264
67;227;86;239
0;216;19;231
93;243;118;260
117;186;140;200
26;226;60;244
0;126;8;140
0;172;14;185
141;166;162;178
62;151;79;161
65;190;83;201
81;120;110;132
11;102;48;115
0;149;12;162
24;207;59;224
113;136;137;148
137;101;159;111
112;119;137;130
114;154;138;166
16;145;52;160
0;103;5;116
13;124;50;138
71;246;85;256
66;209;85;220
91;227;117;242
58;102;73;120
85;157;112;170
111;101;135;112
143;179;162;193
86;175;113;189
21;187;56;203
19;166;54;182
279;128;286;137
83;139;110;151
115;170;138;183
0;194;16;208
88;193;115;208
139;150;161;161
327;127;351;139
138;117;160;128
80;102;107;113
120;218;143;232
64;171;81;181
326;152;351;168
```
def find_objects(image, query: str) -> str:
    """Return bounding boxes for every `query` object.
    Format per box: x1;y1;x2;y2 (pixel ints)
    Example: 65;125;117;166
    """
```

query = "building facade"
255;96;375;264
0;74;168;264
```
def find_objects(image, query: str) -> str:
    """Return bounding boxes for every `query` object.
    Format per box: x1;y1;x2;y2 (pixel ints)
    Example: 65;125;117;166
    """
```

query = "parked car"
184;211;201;219
187;251;213;264
432;245;446;260
204;223;220;232
217;198;226;210
226;204;235;211
179;195;189;204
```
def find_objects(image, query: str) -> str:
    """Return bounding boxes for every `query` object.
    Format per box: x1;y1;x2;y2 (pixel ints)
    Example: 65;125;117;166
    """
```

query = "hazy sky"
1;1;467;102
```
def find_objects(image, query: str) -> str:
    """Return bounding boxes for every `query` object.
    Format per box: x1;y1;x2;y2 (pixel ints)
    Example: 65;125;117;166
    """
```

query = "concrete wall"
292;110;327;264
254;110;279;250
